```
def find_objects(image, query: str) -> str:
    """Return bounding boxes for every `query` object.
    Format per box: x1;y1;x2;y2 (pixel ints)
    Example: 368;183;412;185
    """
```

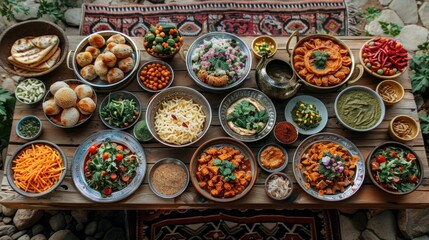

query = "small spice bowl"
148;158;189;199
265;172;294;200
251;35;277;59
133;120;154;142
136;60;174;93
274;121;299;145
376;80;404;106
389;115;419;142
16;115;42;141
15;78;46;105
257;144;288;173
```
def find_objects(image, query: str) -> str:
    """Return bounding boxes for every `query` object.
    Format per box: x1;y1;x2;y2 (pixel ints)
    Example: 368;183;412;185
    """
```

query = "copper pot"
286;31;364;92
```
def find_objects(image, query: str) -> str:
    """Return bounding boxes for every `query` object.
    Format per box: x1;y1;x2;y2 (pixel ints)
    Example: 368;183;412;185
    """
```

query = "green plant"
379;21;402;37
359;7;381;21
0;89;16;154
37;0;76;23
0;0;29;21
419;114;429;136
409;42;429;95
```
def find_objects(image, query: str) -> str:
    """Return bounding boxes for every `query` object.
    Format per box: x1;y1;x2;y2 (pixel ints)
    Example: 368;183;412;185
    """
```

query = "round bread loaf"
80;65;97;81
50;81;69;95
118;57;134;73
74;84;93;99
61;107;80;127
88;33;105;48
54;87;77;109
77;97;96;115
43;98;61;115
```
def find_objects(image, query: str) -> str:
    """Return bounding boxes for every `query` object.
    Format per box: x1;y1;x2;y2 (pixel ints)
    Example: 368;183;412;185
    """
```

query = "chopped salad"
291;101;322;130
370;146;420;193
191;38;248;87
84;138;139;197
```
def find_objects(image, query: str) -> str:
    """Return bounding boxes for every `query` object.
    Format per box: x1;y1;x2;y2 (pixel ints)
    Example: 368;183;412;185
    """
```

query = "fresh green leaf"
379;21;402;37
419;114;429;134
311;51;330;70
359;7;381;21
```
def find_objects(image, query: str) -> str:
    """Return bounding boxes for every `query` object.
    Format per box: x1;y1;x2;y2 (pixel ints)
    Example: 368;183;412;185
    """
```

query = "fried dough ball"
80;65;97;81
100;51;117;68
43;98;61;115
76;52;93;68
117;57;134;73
107;68;124;83
77;97;96;115
49;81;69;95
88;33;105;48
54;87;77;109
61;107;80;127
74;84;93;99
111;44;133;59
85;46;101;59
106;34;126;44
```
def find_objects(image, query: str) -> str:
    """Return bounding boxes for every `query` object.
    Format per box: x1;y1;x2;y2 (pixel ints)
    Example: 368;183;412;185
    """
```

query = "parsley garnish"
312;51;330;70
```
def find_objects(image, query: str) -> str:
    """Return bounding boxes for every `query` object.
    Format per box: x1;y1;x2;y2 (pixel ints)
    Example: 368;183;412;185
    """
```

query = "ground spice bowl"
274;121;299;145
148;158;189;199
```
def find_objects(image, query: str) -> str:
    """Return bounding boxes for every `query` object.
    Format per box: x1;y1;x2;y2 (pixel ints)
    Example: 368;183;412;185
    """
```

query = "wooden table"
1;36;428;210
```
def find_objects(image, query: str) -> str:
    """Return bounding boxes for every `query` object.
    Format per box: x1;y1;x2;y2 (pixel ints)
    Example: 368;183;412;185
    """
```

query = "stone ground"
1;0;429;239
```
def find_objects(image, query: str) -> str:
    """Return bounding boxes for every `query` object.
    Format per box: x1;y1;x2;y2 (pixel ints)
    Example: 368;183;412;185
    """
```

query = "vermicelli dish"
154;97;206;145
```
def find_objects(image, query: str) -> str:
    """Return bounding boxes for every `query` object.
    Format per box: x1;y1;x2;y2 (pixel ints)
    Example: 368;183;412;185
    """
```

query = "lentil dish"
151;162;187;196
293;37;352;87
196;146;252;198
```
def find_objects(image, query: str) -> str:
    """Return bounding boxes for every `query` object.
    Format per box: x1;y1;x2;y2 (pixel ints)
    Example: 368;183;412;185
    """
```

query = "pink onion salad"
191;38;248;87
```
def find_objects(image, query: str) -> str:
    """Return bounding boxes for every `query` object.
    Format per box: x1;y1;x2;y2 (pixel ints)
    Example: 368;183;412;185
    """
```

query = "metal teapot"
255;57;301;100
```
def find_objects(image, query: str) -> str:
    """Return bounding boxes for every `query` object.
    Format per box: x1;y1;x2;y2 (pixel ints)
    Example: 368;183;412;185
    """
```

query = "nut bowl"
189;137;257;202
16;115;42;141
6;140;67;197
360;37;408;80
145;86;212;147
257;144;288;173
376;80;404;106
15;78;46;105
99;91;141;130
334;86;385;132
43;79;97;128
68;31;140;91
148;158;189;198
186;32;252;93
219;88;276;142
389;115;419;142
0;20;69;77
265;172;294;200
137;60;174;93
367;141;423;195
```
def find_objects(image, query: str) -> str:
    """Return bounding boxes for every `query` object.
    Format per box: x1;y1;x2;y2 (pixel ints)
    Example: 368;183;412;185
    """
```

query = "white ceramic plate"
285;95;328;135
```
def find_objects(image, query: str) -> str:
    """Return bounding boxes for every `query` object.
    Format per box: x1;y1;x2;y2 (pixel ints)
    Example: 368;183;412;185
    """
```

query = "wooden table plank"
1;35;427;209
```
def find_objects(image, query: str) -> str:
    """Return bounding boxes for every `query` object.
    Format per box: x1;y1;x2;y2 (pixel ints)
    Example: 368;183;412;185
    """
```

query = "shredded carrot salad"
12;144;65;193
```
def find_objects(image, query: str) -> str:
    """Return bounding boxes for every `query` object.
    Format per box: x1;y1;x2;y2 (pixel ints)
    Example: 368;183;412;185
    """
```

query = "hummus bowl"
334;86;385;132
219;88;276;142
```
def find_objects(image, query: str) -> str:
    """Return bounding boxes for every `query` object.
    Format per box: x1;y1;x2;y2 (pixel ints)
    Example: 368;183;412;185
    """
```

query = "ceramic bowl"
376;80;405;106
72;130;146;203
148;158;189;198
389;115;420;142
219;88;276;142
0;20;69;77
136;60;174;93
99;91;141;130
265;172;294;200
273;121;299;145
251;35;277;59
186;32;252;93
145;86;212;147
257;144;288;173
189;137;257;202
15;78;46;105
366;141;423;195
16;115;42;141
6;140;67;197
359;37;407;80
284;95;328;135
334;86;385;132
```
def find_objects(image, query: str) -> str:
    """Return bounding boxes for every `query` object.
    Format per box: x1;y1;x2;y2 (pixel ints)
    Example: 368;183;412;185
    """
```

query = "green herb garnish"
379;21;402;37
311;51;330;70
213;159;236;182
100;96;139;128
318;151;345;180
226;99;268;133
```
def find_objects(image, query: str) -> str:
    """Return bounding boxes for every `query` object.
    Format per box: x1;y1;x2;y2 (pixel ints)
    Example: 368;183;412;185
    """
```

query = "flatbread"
10;35;59;65
9;47;61;73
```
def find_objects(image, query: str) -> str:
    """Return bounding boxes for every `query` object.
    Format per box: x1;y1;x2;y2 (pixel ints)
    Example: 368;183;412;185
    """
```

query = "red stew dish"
196;146;252;198
84;138;139;197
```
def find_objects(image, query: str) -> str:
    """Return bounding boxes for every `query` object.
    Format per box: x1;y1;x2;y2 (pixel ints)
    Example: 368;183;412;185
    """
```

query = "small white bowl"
16;115;42;140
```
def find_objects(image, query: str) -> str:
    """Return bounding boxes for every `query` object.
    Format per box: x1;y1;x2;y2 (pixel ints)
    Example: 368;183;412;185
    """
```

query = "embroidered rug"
128;209;341;240
80;0;348;37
